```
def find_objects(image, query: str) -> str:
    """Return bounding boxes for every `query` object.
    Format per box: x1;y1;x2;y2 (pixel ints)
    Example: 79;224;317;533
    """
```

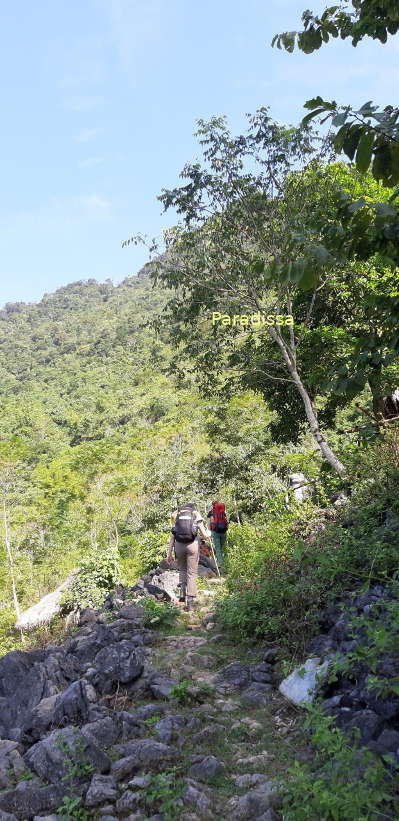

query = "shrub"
120;530;167;584
61;546;121;611
0;608;24;656
217;433;399;654
281;706;399;820
142;598;179;630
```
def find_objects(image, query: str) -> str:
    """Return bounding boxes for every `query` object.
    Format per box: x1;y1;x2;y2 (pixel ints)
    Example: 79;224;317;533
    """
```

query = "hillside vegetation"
0;269;305;646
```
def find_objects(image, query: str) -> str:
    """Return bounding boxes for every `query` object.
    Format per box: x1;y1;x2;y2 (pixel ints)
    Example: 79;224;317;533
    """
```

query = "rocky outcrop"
1;560;398;819
15;573;78;631
279;584;399;765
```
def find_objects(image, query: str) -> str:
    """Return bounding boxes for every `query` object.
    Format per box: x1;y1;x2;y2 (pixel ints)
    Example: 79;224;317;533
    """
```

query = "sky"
0;0;398;307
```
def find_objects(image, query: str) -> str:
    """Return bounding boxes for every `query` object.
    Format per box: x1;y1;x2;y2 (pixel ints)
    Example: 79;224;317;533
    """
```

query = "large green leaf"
355;131;375;172
297;264;318;291
342;125;363;162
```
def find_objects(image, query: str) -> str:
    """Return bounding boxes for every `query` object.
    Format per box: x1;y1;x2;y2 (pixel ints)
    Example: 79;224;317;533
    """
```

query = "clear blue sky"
1;0;398;307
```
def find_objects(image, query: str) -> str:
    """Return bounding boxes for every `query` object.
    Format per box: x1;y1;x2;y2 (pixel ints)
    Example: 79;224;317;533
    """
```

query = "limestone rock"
279;657;329;706
188;755;223;782
154;714;186;744
81;716;120;748
85;774;117;807
110;739;178;771
15;573;77;630
148;675;178;699
93;642;144;693
228;782;275;819
115;790;142;814
24;726;110;786
216;662;251;692
0;783;63;819
183;778;212;812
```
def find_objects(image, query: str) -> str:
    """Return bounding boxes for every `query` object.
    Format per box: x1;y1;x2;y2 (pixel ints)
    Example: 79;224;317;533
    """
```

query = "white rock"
16;571;78;630
278;657;329;706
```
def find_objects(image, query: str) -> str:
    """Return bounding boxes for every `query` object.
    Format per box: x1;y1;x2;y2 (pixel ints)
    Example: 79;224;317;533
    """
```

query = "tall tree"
273;1;399;265
130;112;349;476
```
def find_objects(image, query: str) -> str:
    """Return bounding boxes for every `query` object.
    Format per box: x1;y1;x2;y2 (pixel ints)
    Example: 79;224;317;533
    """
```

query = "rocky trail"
1;560;398;821
0;567;306;821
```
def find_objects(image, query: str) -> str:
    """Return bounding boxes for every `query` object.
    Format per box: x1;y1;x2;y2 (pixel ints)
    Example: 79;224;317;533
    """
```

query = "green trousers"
211;531;226;566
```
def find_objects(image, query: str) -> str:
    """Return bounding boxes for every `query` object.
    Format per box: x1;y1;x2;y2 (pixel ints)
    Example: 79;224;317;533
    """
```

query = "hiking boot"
186;596;196;612
179;585;186;603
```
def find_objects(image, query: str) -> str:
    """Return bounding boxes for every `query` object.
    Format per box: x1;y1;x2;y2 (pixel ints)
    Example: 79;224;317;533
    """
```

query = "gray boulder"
115;790;141;814
188;755;223;782
116;711;145;742
0;783;63;819
32;817;59;821
52;679;90;727
241;683;273;708
22;695;58;739
154;715;186;744
229;782;276;819
85;774;117;807
191;723;225;745
24;726;110;786
216;662;251;692
182;778;211;813
371;728;399;754
130;704;165;721
93;642;144;693
148;675;178;699
250;662;273;683
232;773;271;789
110;739;178;770
345;709;383;743
128;775;151;789
81;716;121;748
111;756;140;781
117;604;145;623
0;741;26;786
147;569;180;602
0;650;50;731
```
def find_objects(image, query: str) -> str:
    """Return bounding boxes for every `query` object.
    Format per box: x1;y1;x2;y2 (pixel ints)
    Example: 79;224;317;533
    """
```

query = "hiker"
207;501;229;570
166;503;211;611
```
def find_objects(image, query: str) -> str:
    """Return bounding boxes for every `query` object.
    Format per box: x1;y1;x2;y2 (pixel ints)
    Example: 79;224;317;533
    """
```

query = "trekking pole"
208;539;221;578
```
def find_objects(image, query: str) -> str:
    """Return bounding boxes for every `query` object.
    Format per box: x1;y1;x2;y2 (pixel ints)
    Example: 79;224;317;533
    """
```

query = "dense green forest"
0;267;303;639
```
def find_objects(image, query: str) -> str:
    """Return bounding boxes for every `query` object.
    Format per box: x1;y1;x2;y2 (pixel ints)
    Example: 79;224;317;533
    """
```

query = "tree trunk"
269;329;348;478
3;502;21;620
368;367;384;419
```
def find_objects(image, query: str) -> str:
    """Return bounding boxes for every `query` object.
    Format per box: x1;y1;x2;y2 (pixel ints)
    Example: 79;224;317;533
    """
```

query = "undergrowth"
217;430;399;655
281;705;399;820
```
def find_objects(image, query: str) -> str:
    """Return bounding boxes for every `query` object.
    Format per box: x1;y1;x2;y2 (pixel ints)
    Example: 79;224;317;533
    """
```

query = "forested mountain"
0;268;295;639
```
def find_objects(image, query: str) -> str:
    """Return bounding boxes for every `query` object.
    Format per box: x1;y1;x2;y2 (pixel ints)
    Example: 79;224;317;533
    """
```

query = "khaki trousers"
174;539;199;597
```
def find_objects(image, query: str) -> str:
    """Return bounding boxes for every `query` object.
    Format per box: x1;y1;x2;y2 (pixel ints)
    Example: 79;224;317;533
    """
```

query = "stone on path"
279;657;329;706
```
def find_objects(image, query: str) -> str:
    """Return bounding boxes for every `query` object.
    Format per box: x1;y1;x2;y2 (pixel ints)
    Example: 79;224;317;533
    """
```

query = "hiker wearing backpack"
207;501;229;570
166;503;211;611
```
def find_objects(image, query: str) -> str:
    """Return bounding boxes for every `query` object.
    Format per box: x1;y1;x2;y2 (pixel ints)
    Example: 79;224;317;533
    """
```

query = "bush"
61;546;121;611
281;705;399;820
0;608;24;656
142;598;179;630
120;530;167;584
217;433;399;654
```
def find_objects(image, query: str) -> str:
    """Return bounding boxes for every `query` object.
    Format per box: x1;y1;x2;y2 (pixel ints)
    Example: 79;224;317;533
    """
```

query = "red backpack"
212;502;228;533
